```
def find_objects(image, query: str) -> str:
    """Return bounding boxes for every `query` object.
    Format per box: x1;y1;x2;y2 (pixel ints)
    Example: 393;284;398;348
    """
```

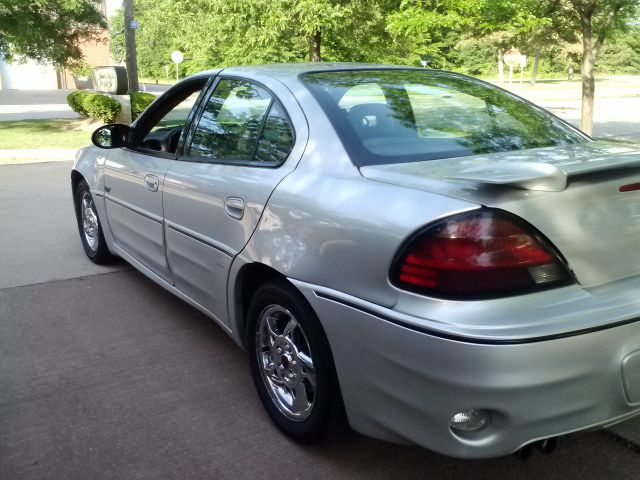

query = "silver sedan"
72;63;640;458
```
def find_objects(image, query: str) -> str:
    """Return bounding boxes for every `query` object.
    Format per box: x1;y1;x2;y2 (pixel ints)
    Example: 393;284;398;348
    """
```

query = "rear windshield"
300;69;587;166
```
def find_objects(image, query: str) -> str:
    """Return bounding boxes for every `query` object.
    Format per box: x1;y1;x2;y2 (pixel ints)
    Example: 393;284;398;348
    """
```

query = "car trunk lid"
360;141;640;287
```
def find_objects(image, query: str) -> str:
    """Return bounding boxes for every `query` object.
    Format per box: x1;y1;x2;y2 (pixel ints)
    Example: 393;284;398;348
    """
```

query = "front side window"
148;92;201;133
134;78;208;154
190;79;270;160
301;70;587;166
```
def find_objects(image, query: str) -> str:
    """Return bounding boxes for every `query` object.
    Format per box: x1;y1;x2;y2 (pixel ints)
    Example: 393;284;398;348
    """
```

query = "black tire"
247;279;343;443
74;180;116;264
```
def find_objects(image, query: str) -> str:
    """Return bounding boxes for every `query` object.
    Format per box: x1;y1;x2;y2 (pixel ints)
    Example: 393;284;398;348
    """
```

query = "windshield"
301;69;587;166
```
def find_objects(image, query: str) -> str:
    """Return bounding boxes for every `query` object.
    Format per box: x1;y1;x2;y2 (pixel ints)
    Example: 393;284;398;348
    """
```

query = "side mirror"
91;123;132;149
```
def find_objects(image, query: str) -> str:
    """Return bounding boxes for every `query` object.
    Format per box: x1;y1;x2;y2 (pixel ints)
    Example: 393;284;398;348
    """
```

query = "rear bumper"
293;280;640;458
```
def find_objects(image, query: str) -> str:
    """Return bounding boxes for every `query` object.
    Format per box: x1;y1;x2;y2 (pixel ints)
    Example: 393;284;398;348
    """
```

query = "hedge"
83;94;122;123
67;91;92;117
131;92;156;119
67;91;121;123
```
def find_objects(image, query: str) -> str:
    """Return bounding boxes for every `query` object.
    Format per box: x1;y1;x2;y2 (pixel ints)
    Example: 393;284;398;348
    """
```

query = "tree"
505;2;575;85
564;0;639;134
468;0;572;84
0;0;105;66
108;0;640;114
476;0;638;134
597;25;640;72
292;0;343;61
385;0;477;68
109;0;402;78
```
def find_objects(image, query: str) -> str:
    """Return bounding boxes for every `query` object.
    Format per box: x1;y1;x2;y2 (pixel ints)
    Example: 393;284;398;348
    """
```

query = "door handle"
144;174;159;192
224;197;245;220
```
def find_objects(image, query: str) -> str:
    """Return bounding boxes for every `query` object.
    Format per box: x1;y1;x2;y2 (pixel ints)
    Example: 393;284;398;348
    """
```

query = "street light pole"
123;0;139;93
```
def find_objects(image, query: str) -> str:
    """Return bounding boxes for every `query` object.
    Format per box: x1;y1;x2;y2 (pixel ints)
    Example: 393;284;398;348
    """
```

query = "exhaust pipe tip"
535;437;558;455
514;437;558;460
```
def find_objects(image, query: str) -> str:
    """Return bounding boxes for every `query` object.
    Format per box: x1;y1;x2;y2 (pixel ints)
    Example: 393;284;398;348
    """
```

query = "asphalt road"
3;162;640;479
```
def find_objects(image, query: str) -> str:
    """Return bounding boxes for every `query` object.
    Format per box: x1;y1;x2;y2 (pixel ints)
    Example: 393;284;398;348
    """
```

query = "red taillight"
620;183;640;193
392;211;572;298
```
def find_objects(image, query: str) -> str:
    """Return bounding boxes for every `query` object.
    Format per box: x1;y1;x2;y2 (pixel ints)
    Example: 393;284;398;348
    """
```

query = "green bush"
67;91;93;117
68;91;122;123
130;91;156;119
453;42;496;76
82;93;122;123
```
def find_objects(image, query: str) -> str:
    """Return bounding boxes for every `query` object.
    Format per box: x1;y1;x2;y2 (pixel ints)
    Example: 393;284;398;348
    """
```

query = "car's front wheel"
74;180;115;264
247;279;343;442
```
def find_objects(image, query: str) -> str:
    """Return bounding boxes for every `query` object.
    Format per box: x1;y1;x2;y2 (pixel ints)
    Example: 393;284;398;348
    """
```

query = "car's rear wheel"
74;180;115;264
247;279;342;442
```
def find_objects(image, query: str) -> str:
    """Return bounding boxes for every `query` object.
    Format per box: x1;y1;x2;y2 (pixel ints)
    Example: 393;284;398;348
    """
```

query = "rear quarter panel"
237;150;478;309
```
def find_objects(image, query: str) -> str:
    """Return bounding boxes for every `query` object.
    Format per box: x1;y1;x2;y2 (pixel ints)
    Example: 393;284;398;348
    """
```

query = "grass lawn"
0;119;93;150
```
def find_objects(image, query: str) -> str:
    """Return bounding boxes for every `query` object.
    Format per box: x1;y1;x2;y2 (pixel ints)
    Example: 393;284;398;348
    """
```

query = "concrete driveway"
3;163;640;479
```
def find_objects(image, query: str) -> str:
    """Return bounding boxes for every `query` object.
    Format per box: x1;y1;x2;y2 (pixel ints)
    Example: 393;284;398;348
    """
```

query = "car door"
103;76;210;281
162;75;307;325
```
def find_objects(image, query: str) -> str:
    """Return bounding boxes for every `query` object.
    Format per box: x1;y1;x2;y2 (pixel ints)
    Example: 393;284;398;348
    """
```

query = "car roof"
195;62;424;83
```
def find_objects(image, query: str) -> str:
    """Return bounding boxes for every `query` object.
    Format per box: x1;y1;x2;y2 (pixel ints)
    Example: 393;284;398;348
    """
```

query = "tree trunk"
580;12;596;135
309;31;321;62
497;49;504;83
530;48;541;85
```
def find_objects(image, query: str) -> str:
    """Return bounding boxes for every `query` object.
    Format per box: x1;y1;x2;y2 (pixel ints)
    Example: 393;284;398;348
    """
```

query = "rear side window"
187;78;294;166
254;102;294;165
301;69;586;166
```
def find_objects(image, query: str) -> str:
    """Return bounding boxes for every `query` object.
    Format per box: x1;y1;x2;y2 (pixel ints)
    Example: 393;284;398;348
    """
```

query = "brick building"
57;29;112;89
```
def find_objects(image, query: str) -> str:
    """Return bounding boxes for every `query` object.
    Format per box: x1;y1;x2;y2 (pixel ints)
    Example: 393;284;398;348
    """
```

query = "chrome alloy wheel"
256;305;317;421
81;192;99;252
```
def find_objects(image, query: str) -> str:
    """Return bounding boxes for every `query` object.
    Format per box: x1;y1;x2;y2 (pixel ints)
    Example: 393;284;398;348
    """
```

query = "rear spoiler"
447;151;640;192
